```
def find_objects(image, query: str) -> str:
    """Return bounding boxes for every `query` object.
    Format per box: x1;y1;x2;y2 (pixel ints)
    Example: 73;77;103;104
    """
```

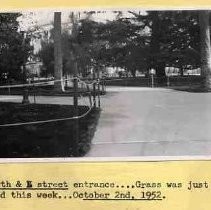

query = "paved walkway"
1;87;211;157
86;86;211;157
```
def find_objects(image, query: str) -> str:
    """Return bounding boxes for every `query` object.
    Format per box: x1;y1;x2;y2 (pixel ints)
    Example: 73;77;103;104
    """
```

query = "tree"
77;15;108;74
38;12;150;78
149;11;165;77
39;12;94;78
94;12;150;77
53;12;64;91
88;10;200;77
0;13;32;82
199;11;211;89
38;40;54;77
40;10;203;80
135;10;200;77
161;11;200;75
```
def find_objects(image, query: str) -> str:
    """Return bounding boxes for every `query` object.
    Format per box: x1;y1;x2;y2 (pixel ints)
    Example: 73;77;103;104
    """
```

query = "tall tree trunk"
150;11;166;78
180;66;184;77
70;12;79;76
54;12;64;91
199;11;211;89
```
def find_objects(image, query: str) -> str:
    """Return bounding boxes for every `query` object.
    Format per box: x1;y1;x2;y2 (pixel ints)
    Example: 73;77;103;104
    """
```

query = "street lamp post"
21;31;30;104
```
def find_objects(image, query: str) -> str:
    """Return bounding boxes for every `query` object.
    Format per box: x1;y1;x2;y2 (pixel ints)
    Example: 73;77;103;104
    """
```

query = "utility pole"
54;12;64;92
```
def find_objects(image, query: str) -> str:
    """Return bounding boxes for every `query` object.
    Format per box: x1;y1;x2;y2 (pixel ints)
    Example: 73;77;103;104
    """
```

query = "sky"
18;10;122;30
18;9;145;30
17;10;119;52
17;10;145;53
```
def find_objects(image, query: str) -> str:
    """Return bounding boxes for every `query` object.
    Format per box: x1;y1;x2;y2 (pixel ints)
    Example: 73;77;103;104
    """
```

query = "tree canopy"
38;10;203;78
0;13;33;82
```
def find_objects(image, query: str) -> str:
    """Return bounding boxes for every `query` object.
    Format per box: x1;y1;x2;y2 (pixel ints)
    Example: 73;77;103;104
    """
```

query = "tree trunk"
199;11;211;89
54;12;64;91
131;69;136;77
179;67;184;77
150;11;166;78
156;63;166;77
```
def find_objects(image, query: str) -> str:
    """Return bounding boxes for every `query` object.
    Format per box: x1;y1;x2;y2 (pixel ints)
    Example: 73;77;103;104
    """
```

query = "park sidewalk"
86;86;211;157
1;86;211;157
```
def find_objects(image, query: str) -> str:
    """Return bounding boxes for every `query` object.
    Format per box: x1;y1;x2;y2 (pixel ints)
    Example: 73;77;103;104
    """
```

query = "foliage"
136;10;200;76
39;10;202;78
0;13;33;82
38;40;54;77
38;13;107;77
77;10;201;77
93;15;150;76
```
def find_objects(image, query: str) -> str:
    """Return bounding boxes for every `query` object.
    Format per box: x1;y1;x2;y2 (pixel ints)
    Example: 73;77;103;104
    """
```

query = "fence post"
97;80;101;108
151;74;154;88
97;68;101;108
102;78;106;93
167;75;170;87
87;84;92;107
73;61;79;157
33;81;36;104
65;74;68;88
188;73;191;90
102;78;105;92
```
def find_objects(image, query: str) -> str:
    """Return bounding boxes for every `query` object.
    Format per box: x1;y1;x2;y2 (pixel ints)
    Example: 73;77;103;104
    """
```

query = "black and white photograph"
0;9;211;158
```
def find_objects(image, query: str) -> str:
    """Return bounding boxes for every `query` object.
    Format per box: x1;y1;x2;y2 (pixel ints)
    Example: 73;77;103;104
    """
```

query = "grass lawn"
0;103;100;158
